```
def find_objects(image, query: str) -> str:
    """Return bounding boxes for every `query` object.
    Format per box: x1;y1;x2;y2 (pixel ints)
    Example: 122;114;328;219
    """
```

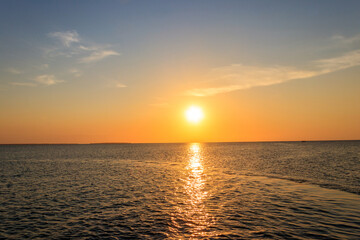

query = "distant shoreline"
1;139;359;145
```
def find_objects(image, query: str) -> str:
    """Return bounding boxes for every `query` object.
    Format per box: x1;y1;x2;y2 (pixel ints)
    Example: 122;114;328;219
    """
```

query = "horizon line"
1;139;359;145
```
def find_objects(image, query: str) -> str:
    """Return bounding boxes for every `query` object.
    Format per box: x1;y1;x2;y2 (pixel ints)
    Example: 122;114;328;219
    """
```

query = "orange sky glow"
1;1;360;144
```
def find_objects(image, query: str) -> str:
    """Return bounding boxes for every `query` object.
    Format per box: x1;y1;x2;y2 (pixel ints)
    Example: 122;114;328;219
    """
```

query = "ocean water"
0;141;359;239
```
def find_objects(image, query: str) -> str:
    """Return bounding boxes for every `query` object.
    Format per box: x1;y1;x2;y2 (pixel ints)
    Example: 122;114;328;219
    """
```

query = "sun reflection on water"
186;143;206;205
171;143;215;239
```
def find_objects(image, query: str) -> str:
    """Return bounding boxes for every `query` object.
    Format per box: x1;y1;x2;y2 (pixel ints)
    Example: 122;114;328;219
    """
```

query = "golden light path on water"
171;143;215;239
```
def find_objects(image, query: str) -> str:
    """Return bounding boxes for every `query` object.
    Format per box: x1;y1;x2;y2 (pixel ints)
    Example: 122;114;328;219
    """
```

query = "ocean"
0;141;359;239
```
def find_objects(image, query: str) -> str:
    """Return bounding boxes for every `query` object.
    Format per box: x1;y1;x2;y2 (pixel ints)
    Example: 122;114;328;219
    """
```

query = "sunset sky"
1;0;360;144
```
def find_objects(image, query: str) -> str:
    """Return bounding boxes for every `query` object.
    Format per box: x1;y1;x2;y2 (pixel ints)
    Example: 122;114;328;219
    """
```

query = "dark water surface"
0;142;359;239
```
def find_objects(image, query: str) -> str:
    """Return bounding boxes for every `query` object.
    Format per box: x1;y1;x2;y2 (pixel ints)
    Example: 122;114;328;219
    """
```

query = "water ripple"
0;142;359;239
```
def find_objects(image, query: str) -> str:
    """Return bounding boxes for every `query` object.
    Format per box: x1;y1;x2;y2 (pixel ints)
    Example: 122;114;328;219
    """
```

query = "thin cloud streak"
11;82;36;87
331;34;360;45
316;49;360;73
69;68;82;77
48;30;80;47
34;75;63;86
185;49;360;97
5;68;22;74
186;85;247;97
106;81;127;88
115;83;127;88
79;50;120;63
47;30;120;64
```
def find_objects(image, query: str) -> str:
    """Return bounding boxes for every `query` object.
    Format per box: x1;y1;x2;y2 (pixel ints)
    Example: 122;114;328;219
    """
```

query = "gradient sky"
1;0;360;143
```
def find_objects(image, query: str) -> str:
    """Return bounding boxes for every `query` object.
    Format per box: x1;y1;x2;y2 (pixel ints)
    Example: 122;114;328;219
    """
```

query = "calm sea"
0;141;359;239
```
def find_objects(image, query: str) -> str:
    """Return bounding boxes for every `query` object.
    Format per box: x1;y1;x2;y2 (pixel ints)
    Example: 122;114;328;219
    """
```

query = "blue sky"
1;0;360;143
2;0;360;77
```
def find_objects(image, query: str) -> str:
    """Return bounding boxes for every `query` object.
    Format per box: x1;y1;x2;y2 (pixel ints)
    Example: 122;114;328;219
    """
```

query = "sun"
185;106;204;124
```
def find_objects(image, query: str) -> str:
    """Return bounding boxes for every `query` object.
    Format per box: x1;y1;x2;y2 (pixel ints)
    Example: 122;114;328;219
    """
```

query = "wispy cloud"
49;30;80;47
11;82;36;87
331;34;360;45
46;30;120;64
115;82;127;88
69;68;82;77
5;68;22;74
78;45;98;51
186;85;246;97
185;49;360;97
315;49;360;73
185;65;317;97
30;30;121;87
79;50;120;63
107;81;127;88
34;75;63;86
10;75;63;87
